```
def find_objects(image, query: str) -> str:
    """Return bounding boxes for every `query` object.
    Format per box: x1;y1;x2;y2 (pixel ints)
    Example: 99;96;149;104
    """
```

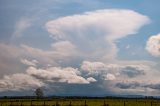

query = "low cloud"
0;73;44;92
114;81;160;96
115;82;140;89
121;66;145;78
81;61;148;79
27;66;89;84
81;61;106;73
116;81;160;91
80;60;160;95
104;73;116;80
21;59;38;66
86;77;97;82
0;59;158;95
145;84;160;90
0;65;92;92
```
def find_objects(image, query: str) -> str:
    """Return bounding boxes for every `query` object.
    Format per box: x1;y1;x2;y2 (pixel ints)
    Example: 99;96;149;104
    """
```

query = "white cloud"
80;60;160;95
0;73;44;91
81;61;106;72
46;9;150;40
27;66;89;84
13;18;32;38
80;61;155;82
81;61;152;72
146;33;160;57
0;44;26;77
78;60;159;95
21;44;56;64
51;41;75;51
0;43;23;58
0;42;77;77
87;77;97;82
45;9;150;60
21;41;76;65
0;65;91;92
21;59;38;66
81;61;123;76
105;73;116;80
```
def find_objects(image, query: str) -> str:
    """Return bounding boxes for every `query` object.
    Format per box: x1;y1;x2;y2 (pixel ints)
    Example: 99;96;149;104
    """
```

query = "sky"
0;0;160;96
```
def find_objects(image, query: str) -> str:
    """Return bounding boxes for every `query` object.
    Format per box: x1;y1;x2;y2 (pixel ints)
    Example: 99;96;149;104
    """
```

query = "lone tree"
35;88;44;98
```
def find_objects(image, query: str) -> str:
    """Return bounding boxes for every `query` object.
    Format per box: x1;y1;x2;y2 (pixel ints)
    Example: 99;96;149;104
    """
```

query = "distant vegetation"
0;96;160;106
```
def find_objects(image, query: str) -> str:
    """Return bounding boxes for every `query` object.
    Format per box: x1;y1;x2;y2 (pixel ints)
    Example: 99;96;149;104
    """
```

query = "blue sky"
0;0;160;96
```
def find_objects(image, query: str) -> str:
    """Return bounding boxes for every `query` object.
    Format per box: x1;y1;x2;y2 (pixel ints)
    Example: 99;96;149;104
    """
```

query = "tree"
35;88;44;98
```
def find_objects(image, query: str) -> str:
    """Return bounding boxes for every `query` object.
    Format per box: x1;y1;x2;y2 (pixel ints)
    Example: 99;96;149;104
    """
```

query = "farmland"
0;98;160;106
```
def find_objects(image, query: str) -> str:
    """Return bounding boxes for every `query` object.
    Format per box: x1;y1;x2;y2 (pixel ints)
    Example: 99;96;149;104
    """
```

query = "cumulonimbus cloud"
46;9;150;40
45;9;150;60
0;9;154;95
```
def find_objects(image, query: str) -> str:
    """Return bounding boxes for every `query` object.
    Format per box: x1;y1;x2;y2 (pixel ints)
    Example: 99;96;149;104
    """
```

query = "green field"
0;98;160;106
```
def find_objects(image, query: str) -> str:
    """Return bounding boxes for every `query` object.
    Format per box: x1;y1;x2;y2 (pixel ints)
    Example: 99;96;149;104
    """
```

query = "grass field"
0;98;160;106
